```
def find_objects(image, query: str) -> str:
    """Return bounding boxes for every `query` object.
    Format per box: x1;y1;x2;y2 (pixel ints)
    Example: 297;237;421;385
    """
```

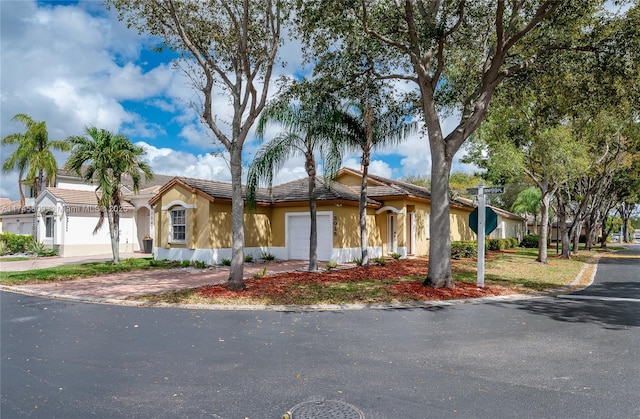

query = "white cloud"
137;142;231;181
1;0;483;203
368;160;394;178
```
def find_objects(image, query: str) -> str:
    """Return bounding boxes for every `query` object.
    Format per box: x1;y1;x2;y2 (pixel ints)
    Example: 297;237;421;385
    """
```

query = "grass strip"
0;258;180;285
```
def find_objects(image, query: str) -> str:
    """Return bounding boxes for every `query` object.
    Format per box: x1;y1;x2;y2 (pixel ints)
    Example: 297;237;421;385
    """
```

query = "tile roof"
56;168;174;192
45;188;100;205
364;172;432;199
270;177;380;204
43;188;134;208
175;176;376;205
176;177;268;202
0;200;30;216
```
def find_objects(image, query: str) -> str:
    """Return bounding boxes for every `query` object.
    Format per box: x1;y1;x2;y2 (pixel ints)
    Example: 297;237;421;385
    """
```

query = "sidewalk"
1;257;311;300
0;252;149;272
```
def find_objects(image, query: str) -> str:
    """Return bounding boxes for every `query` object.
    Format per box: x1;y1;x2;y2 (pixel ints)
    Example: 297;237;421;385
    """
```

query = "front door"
407;212;415;255
387;214;397;255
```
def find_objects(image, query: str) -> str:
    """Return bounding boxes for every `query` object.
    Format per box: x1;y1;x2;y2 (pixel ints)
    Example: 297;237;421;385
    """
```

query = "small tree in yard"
108;0;289;290
247;88;347;272
2;113;70;210
65;127;153;265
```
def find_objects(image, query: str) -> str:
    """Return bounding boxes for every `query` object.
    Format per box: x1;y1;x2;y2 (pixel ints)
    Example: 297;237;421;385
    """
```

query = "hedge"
488;238;518;251
451;241;478;259
0;232;35;254
520;234;539;248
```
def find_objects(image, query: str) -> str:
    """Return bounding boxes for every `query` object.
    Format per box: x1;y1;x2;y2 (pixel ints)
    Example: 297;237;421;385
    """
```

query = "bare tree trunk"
424;138;453;287
308;176;318;272
307;155;318;272
620;203;635;243
538;191;553;264
359;164;369;266
359;105;373;266
228;149;246;290
18;173;26;212
108;196;120;265
572;222;581;254
557;195;571;259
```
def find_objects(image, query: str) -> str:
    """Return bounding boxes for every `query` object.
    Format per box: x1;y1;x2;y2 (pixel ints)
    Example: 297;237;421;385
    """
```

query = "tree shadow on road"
493;297;640;330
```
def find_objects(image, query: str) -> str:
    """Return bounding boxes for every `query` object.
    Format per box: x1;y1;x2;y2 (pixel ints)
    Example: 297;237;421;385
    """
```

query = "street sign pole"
477;184;485;288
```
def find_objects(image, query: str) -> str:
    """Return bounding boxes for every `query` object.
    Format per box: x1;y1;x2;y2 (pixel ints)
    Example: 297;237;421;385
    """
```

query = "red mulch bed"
195;258;516;303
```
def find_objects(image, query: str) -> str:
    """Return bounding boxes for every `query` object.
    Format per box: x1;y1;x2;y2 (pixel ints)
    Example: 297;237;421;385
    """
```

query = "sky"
0;0;476;201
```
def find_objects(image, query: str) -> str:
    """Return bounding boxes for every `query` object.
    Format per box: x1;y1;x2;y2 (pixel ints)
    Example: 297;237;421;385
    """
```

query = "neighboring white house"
0;169;174;257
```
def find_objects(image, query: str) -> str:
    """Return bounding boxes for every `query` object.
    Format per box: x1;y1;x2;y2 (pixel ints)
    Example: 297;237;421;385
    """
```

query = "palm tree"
64;127;153;264
247;93;347;272
511;187;542;235
1;113;70;210
342;102;417;265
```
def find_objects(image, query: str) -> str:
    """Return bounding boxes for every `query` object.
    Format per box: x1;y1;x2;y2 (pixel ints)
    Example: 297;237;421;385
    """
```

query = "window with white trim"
170;207;186;243
45;215;55;238
425;212;430;239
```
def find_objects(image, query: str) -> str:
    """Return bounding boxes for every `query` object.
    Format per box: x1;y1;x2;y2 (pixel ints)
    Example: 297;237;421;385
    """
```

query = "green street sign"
469;207;498;235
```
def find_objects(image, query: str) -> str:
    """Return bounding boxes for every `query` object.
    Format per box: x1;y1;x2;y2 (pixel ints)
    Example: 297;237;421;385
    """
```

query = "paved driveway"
1;245;639;418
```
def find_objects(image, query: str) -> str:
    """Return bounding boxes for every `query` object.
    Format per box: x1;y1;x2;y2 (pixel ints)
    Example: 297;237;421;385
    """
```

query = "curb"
0;253;603;311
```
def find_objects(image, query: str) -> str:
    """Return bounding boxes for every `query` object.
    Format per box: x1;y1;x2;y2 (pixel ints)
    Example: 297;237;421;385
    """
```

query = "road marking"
558;295;640;303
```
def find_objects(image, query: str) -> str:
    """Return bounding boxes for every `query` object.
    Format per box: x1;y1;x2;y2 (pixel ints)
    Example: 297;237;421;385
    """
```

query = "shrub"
244;254;254;263
260;251;276;261
451;241;477;259
253;266;267;278
180;260;191;267
325;260;338;270
0;241;5;256
220;258;232;266
390;252;402;260
372;256;387;266
192;260;208;269
352;258;363;266
488;238;518;251
0;232;34;254
26;240;56;257
520;235;539;248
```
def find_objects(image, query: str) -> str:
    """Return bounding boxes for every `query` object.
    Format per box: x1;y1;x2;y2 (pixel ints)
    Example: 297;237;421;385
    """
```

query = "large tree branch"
503;0;560;52
358;1;411;55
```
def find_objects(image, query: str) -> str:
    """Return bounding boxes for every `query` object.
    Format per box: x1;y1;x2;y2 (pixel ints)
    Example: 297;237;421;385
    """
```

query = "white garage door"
287;213;332;261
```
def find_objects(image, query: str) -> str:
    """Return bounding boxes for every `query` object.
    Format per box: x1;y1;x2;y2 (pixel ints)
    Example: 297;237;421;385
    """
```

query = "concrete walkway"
1;255;312;299
0;252;149;272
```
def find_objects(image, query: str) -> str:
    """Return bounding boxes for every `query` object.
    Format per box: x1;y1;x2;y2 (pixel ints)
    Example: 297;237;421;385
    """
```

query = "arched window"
169;206;186;243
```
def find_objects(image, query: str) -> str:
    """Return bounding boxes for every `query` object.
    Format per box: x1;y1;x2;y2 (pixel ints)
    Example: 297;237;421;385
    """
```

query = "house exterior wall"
151;176;525;265
0;214;35;235
56;180;96;191
270;203;371;262
450;207;475;241
412;203;431;256
490;216;526;241
34;192;138;257
154;185;275;264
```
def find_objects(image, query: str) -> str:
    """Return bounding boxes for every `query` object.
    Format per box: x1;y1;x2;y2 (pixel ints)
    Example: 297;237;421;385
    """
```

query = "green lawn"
0;258;181;285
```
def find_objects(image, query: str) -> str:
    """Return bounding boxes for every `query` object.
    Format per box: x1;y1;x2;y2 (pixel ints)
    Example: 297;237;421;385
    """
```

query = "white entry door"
287;212;332;261
387;213;398;254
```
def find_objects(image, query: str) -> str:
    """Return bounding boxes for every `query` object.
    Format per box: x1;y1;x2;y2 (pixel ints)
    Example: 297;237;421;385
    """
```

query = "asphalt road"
2;245;639;418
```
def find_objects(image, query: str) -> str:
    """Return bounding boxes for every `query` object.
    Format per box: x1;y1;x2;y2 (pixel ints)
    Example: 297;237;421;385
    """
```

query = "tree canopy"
107;0;289;289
